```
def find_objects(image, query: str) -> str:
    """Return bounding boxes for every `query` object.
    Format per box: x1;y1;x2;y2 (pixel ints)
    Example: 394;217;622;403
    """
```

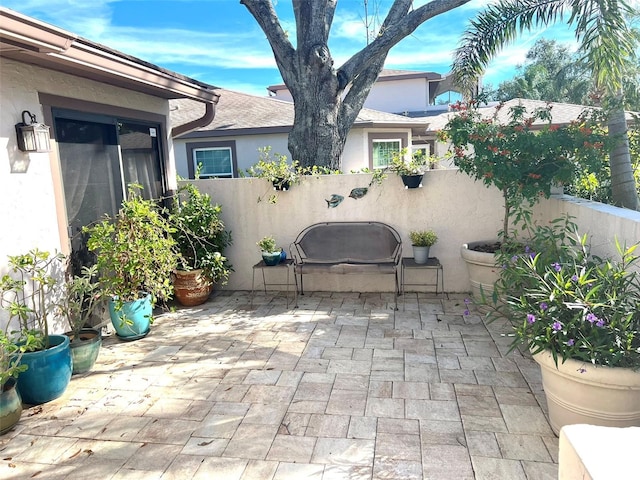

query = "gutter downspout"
171;94;220;138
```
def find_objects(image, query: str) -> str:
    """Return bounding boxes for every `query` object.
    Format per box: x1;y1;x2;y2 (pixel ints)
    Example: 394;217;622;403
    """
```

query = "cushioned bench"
290;222;402;308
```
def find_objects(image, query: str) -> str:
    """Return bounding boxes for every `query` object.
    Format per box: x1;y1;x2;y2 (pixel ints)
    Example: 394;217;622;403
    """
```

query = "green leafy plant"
409;230;438;247
388;148;430;176
169;183;233;285
0;249;65;351
57;264;103;341
84;184;178;310
486;215;640;369
438;98;608;241
257;236;277;253
246;146;303;190
0;330;27;387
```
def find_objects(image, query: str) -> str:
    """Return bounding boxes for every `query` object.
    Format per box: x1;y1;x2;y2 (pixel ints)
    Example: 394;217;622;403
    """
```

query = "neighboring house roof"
0;7;219;103
172;89;429;139
423;98;635;133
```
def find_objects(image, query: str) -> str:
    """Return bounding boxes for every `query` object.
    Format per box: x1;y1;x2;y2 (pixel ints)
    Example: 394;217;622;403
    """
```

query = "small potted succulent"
257;236;281;266
409;230;438;264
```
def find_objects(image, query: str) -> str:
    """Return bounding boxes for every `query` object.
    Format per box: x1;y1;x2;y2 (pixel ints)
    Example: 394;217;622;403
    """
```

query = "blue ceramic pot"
109;294;152;340
69;328;102;374
0;378;22;434
17;334;72;405
262;251;281;266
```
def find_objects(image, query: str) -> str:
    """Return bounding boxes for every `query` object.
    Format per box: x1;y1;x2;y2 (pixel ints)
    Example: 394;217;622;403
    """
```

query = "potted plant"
169;183;233;306
0;329;27;434
257;236;281;266
409;230;438;264
389;148;429;188
246;146;302;191
84;184;178;340
438;98;607;301
0;249;72;405
484;216;640;434
57;264;103;374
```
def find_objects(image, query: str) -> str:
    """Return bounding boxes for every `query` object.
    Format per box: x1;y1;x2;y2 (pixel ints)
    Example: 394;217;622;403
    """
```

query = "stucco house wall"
1;57;171;260
365;77;428;114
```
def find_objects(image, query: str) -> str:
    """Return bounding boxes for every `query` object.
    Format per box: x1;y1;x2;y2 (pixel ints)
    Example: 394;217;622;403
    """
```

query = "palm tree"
453;0;639;210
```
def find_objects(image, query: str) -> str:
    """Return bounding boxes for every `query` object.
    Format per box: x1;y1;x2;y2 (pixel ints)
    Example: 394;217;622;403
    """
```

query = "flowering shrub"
492;216;640;369
438;99;608;239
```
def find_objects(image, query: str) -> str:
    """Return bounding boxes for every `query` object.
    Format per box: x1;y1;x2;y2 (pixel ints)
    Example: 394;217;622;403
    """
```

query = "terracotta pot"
532;350;640;435
173;269;214;306
460;241;500;305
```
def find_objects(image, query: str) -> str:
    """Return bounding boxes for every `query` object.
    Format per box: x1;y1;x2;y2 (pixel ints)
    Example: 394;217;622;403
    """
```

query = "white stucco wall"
0;57;174;332
365;78;428;114
181;170;505;294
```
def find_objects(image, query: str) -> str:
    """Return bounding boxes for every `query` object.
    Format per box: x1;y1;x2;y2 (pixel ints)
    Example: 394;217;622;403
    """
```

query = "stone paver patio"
0;291;558;479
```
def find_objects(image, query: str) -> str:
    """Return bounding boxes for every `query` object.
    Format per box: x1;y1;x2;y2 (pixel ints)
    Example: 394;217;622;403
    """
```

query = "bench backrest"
292;222;402;264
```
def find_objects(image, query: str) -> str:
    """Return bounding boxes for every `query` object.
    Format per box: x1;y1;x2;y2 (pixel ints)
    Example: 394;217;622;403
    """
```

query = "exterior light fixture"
15;110;51;153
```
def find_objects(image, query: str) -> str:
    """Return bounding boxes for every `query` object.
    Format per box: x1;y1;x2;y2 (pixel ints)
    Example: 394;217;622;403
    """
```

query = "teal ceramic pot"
109;294;152;340
0;378;22;435
262;251;281;266
69;328;102;374
17;334;72;405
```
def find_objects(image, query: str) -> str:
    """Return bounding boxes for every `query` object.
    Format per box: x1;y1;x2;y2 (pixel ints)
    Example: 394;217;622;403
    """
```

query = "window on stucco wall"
186;140;237;178
368;132;408;170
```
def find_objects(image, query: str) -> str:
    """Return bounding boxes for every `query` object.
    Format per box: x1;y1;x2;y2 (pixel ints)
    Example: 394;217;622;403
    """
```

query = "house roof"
171;89;429;138
0;7;219;103
423;98;629;133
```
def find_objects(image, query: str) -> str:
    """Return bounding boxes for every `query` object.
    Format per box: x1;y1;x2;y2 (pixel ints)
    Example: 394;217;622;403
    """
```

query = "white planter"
460;241;500;303
533;350;640;435
412;245;430;264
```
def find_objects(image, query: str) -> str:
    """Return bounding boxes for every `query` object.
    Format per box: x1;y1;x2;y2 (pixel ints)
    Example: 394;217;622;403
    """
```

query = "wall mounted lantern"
15;110;51;153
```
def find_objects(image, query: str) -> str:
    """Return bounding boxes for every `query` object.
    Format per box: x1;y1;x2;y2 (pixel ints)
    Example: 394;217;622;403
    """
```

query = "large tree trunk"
241;0;472;169
608;104;639;209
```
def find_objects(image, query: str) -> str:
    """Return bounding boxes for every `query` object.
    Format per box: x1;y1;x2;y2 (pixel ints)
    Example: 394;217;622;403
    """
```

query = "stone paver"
0;292;559;479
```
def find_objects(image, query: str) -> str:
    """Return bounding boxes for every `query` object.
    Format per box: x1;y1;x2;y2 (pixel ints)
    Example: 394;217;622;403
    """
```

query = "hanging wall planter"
401;174;424;189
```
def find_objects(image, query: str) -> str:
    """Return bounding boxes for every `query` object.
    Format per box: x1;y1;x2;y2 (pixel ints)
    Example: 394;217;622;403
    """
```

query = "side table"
400;257;445;309
251;259;296;308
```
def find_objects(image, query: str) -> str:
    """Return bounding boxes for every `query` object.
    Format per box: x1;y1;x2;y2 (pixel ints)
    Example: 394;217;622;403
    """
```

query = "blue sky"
2;0;631;97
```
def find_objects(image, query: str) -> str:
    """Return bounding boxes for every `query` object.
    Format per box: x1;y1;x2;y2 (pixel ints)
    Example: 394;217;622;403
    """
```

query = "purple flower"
540;302;548;311
596;319;605;327
552;262;561;272
511;255;518;262
578;367;587;374
524;245;531;253
464;309;470;316
464;298;471;305
571;274;578;282
526;314;536;324
586;313;597;324
529;251;536;259
552;321;562;331
567;339;575;346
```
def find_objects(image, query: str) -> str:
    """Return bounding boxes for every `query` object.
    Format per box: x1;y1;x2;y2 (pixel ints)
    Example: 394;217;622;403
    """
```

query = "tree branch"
241;0;297;82
338;0;472;89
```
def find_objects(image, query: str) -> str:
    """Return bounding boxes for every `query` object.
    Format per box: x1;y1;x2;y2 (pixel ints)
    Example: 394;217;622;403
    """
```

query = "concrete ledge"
559;424;640;479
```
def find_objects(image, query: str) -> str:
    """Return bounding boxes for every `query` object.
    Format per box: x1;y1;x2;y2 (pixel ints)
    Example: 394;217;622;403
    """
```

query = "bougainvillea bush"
438;99;608;241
